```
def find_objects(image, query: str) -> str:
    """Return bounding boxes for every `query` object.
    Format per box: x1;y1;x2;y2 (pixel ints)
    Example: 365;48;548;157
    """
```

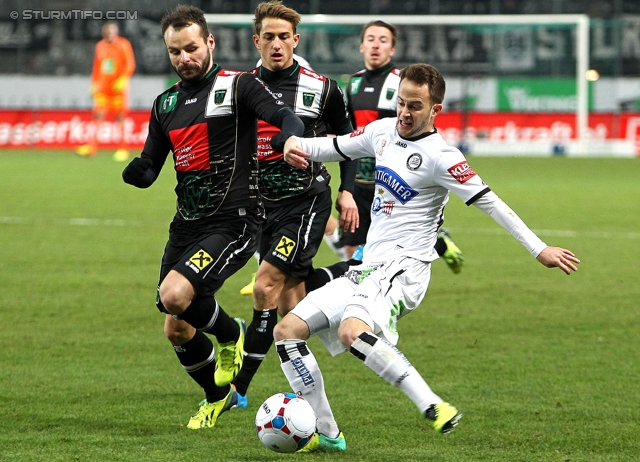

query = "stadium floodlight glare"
207;14;590;153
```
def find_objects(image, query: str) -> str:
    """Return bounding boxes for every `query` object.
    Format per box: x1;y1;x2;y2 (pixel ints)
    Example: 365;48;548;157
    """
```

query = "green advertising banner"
498;78;594;112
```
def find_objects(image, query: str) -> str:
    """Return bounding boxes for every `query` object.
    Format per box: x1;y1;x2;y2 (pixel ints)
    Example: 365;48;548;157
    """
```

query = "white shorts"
292;257;431;356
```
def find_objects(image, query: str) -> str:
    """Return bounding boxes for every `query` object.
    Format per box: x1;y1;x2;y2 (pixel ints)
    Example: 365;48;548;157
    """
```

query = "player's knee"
158;273;193;314
253;276;282;308
273;314;307;342
158;284;180;313
338;324;364;349
158;284;192;315
273;319;289;342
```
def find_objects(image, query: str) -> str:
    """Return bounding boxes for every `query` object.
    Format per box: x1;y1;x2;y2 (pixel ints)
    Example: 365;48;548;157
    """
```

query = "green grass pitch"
1;149;639;461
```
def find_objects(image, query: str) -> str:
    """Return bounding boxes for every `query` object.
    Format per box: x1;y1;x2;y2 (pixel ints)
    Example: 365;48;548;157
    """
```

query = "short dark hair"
399;64;446;104
360;20;398;47
161;4;210;41
253;1;301;36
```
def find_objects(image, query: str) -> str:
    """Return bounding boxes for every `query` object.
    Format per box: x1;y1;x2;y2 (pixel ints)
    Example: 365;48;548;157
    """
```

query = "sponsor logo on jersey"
395;140;407;148
176;172;211;219
256;121;282;160
274;235;296;259
169;123;210;171
406;153;422;170
350;77;363;95
350;126;366;137
219;69;243;76
255;78;285;105
375;167;418;204
376;139;388;156
372;188;395;216
345;266;378;285
447;161;477;184
214;89;227;105
364;87;375;93
160;91;179;113
185;97;197;105
101;58;114;74
383;200;395;215
386;88;396;100
186;249;213;273
302;92;316;107
300;67;326;81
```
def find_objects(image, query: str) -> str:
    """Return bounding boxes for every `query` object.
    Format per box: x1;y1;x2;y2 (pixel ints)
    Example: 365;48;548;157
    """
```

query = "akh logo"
160;91;179;113
375;139;388;157
374;167;418;204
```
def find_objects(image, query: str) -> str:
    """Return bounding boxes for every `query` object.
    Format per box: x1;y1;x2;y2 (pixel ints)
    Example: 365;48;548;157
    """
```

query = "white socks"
350;332;442;413
275;339;340;438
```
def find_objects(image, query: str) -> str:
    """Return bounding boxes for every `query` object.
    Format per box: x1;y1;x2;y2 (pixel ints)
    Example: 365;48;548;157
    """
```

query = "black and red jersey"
249;63;353;206
140;64;297;223
346;62;400;183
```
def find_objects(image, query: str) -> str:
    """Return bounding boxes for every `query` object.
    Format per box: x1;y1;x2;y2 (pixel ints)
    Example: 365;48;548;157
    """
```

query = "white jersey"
296;117;547;262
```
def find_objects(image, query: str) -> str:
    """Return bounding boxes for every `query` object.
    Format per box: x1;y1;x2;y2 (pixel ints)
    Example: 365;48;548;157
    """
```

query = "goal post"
205;13;590;154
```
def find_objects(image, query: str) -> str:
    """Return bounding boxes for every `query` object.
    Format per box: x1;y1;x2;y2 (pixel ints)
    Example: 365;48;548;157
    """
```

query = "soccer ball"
255;392;316;453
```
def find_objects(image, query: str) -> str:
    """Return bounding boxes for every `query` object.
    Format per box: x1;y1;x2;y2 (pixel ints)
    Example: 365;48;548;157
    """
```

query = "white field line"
2;216;639;240
0;216;142;227
446;227;640;240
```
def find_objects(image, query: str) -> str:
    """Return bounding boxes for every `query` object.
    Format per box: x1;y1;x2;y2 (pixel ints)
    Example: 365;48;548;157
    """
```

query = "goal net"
204;14;609;156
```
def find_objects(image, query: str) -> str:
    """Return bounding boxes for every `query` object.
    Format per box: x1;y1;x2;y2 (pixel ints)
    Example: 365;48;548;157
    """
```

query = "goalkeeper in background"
77;21;135;162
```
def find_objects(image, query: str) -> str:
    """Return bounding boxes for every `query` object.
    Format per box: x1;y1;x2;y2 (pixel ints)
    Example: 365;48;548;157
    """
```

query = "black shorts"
260;188;332;280
157;217;260;310
340;182;374;247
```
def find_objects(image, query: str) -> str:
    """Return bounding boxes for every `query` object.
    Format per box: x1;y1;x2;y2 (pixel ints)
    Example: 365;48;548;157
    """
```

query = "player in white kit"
273;63;580;452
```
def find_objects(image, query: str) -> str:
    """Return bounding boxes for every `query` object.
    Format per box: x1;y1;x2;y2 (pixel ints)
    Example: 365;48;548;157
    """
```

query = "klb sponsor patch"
447;161;477;184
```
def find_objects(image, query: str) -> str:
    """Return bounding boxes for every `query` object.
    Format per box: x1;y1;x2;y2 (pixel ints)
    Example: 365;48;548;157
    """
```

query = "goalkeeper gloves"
122;157;155;188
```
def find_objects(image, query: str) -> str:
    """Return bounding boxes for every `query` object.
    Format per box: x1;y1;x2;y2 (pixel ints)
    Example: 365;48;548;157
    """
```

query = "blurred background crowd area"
1;0;640;76
3;0;640;114
4;0;640;155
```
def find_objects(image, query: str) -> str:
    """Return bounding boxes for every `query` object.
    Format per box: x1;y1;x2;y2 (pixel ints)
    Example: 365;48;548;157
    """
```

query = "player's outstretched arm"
283;137;310;169
536;246;580;275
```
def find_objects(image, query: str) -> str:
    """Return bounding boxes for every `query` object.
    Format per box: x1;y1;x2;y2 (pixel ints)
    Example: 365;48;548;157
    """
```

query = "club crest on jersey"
302;92;316;107
407;153;422;170
386;88;396;100
160;91;179;113
448;160;477;184
372;188;395;216
375;167;418;204
273;235;296;261
214;89;226;105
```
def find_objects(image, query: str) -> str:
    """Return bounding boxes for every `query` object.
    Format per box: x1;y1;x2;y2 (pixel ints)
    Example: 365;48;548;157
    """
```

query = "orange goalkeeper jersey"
92;36;135;94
